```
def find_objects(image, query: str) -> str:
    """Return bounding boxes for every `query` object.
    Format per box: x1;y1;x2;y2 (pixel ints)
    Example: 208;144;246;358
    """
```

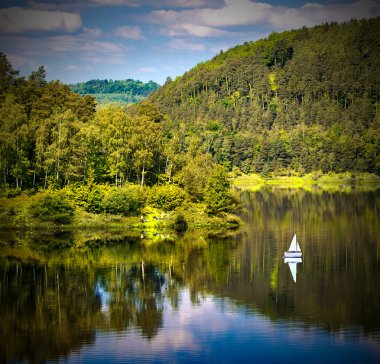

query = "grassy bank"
233;172;380;192
0;191;241;236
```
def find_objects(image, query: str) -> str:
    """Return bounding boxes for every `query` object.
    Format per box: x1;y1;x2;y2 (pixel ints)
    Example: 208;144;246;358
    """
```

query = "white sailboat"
284;257;302;282
284;234;302;258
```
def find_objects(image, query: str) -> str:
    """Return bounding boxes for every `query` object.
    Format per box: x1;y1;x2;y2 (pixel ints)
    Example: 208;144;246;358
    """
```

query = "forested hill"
70;79;160;104
149;17;380;175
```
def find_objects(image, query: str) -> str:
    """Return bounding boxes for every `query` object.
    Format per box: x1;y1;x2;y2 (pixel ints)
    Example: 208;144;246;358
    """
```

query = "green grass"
233;172;380;192
0;193;241;235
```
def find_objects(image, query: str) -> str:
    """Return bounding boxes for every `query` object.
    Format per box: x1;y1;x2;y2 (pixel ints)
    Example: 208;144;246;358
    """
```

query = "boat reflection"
284;257;302;282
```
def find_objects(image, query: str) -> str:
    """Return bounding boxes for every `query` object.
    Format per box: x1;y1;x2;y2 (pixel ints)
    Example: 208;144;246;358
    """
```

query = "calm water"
1;188;379;363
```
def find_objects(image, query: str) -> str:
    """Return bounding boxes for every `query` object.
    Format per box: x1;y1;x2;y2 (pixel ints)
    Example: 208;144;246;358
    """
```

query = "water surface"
1;188;379;363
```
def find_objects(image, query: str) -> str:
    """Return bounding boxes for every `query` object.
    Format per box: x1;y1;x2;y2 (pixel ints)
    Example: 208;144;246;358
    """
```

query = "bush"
149;185;187;211
173;213;188;232
102;185;145;215
204;165;236;214
0;186;22;198
30;191;74;224
86;186;109;213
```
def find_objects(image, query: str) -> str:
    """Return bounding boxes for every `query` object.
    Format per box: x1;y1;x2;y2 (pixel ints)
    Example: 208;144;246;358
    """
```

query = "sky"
0;0;379;85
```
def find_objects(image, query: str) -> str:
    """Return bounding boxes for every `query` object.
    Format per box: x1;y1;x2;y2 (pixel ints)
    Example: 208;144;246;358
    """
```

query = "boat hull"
284;257;302;264
284;252;302;258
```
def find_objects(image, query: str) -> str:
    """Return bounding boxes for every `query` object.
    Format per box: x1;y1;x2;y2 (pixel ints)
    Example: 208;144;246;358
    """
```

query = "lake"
1;188;379;363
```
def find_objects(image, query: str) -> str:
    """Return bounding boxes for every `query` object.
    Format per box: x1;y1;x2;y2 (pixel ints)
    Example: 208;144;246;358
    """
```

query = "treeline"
69;79;160;96
1;18;379;197
0;53;235;213
150;17;380;175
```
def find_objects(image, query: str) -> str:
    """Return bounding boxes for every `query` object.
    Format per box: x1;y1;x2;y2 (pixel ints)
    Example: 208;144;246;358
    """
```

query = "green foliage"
262;34;294;67
179;154;215;200
1;17;379;203
0;186;22;198
150;18;380;177
149;185;187;211
102;185;145;215
87;186;109;213
69;79;160;105
204;165;235;214
29;191;74;224
173;212;188;232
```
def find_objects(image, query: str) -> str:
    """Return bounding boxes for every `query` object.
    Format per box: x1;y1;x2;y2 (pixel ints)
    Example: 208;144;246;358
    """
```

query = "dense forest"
69;79;160;104
0;52;236;220
150;17;380;175
0;17;379;195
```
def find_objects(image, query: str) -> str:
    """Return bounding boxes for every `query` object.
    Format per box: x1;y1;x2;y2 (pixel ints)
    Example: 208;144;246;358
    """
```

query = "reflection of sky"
95;282;110;313
64;289;380;364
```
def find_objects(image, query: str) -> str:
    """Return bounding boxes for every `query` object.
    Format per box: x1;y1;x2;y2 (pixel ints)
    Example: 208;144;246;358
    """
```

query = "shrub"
102;185;145;215
65;184;91;208
86;186;108;213
149;185;187;211
173;213;188;232
0;186;22;198
204;165;236;214
29;191;74;224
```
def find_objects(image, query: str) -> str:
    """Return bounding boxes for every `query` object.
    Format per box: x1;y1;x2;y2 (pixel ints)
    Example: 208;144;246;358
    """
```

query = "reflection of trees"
209;189;380;333
1;189;379;363
97;264;166;339
0;261;101;364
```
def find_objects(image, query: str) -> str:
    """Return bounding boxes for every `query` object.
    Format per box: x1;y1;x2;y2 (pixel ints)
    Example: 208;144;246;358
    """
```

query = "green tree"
204;164;235;213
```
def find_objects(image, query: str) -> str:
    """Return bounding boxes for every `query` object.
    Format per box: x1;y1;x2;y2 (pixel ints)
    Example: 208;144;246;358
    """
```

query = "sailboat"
284;234;302;258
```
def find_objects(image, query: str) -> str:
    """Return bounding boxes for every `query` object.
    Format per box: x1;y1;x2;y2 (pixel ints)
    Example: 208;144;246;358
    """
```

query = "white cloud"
0;7;82;33
269;0;380;30
168;38;205;52
139;67;157;73
29;0;223;10
115;25;144;40
90;0;142;6
198;0;272;27
0;30;130;71
83;27;103;37
148;0;380;38
165;23;229;37
150;0;272;29
66;64;80;71
6;53;40;70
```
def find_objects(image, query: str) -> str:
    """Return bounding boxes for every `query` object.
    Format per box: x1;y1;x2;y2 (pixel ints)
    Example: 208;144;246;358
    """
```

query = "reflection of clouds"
66;288;380;363
95;283;111;313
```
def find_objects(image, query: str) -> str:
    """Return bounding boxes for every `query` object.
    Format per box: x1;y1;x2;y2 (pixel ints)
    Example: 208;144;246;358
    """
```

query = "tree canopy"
69;79;160;104
149;17;380;175
0;17;379;193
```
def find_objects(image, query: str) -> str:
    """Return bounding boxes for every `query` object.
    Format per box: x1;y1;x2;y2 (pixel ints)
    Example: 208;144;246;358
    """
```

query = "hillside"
149;17;380;175
70;79;160;104
0;18;379;195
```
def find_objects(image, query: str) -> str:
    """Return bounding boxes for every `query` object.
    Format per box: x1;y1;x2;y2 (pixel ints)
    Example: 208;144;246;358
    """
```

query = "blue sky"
0;0;379;84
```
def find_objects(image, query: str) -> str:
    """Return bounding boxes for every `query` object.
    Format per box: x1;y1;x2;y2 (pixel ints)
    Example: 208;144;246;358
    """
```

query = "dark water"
1;188;379;363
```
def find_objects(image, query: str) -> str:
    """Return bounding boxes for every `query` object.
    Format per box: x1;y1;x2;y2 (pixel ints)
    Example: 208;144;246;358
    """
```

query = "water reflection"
0;188;379;363
284;257;302;282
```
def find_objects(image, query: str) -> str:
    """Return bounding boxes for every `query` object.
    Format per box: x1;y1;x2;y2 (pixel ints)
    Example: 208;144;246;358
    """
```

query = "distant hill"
70;79;160;104
150;17;380;175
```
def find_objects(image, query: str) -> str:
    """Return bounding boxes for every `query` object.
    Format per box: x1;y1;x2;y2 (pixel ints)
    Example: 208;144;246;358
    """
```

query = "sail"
289;234;297;251
288;234;301;252
288;262;297;282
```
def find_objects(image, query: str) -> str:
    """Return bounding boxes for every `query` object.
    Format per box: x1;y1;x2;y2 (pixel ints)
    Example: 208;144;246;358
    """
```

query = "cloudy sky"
0;0;379;84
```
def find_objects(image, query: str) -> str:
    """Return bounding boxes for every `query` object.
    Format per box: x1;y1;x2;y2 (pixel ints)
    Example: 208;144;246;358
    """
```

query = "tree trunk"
141;158;145;187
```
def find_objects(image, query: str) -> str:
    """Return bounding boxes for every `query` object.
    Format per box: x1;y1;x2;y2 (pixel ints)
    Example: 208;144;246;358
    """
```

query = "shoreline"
232;172;380;192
